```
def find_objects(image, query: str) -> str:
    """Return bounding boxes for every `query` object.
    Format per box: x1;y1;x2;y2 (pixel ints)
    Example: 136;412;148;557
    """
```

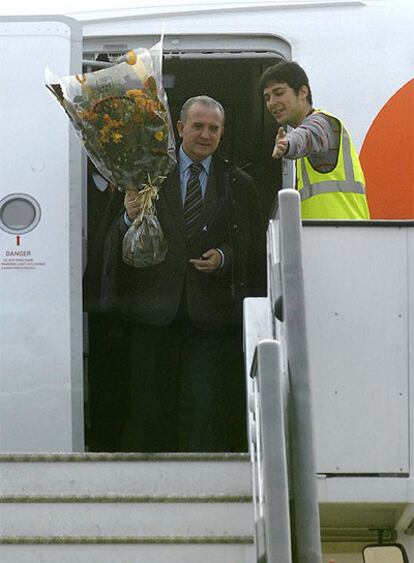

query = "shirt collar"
179;145;212;173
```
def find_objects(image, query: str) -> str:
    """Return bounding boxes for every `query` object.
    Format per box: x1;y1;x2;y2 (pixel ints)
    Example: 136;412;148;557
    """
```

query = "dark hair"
260;61;313;105
180;95;225;124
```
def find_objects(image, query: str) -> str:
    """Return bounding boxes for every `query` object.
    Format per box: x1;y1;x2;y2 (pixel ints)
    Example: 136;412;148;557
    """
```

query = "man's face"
177;102;224;161
263;81;309;127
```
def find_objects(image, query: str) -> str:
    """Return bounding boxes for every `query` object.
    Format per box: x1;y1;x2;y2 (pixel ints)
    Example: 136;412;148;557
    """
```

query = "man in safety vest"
260;61;370;219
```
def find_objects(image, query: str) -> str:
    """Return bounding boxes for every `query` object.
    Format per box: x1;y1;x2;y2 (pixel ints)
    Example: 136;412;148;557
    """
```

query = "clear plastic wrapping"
46;40;175;267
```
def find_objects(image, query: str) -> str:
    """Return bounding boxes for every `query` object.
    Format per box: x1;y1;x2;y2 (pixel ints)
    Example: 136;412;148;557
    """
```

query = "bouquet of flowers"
46;40;176;267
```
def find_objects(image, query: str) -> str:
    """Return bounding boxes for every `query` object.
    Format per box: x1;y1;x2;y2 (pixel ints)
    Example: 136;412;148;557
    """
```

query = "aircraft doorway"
83;43;286;452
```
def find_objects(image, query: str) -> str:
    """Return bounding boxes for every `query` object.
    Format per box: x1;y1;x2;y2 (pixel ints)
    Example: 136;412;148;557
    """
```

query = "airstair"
243;189;414;562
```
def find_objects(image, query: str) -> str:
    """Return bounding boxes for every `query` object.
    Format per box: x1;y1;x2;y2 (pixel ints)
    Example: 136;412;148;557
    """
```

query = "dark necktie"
184;162;204;237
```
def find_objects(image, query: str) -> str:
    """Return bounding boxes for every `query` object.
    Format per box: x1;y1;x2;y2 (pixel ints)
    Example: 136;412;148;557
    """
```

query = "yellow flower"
154;130;164;142
125;51;137;65
111;132;123;143
127;89;144;98
99;125;111;143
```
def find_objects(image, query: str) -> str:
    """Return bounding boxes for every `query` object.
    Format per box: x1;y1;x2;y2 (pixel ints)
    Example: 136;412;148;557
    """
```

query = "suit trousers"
87;313;130;452
121;317;247;453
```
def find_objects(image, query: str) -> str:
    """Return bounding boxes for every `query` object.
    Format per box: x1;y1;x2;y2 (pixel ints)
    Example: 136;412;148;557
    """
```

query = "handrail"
249;340;292;563
278;189;322;563
245;188;322;563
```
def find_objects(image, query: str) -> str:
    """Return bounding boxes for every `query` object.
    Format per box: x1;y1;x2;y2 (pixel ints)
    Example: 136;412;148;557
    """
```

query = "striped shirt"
284;111;340;173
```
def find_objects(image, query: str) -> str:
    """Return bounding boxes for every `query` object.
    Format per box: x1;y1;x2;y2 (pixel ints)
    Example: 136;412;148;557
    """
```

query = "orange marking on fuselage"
360;79;414;219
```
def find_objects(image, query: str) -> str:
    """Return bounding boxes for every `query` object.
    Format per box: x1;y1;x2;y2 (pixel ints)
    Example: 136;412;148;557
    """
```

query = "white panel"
302;225;410;474
0;18;83;452
408;228;414;474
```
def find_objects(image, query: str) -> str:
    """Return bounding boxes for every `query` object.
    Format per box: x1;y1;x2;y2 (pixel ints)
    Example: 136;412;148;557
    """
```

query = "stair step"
1;500;253;536
0;453;251;496
1;535;254;544
0;542;255;563
0;494;252;503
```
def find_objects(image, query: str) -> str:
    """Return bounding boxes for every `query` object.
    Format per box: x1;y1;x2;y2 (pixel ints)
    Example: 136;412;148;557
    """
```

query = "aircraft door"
0;16;84;452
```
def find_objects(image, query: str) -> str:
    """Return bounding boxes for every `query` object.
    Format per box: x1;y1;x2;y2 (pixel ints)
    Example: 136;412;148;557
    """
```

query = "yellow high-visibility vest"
296;110;370;219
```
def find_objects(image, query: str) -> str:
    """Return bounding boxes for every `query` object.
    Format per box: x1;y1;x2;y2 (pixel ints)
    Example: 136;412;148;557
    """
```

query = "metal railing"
245;189;322;563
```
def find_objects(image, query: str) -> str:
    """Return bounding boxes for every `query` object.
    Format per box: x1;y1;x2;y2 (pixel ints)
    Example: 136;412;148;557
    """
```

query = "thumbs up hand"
272;126;289;159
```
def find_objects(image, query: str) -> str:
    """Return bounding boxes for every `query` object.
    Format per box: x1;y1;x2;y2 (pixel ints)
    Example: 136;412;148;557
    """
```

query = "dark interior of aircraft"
83;50;283;452
163;56;282;220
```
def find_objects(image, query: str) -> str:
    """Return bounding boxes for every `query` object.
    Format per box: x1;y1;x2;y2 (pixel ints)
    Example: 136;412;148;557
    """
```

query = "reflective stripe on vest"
297;110;370;220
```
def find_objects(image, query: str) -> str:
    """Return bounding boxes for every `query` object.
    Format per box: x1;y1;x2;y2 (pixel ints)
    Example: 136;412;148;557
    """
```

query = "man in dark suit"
84;161;130;452
101;95;266;452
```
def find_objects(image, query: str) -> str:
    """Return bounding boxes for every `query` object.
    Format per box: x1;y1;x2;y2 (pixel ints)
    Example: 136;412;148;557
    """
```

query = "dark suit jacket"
97;154;266;334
